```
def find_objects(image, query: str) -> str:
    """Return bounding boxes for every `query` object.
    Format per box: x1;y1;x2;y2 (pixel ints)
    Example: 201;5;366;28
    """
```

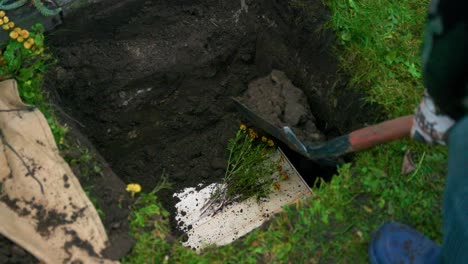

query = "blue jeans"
369;116;468;264
442;115;468;262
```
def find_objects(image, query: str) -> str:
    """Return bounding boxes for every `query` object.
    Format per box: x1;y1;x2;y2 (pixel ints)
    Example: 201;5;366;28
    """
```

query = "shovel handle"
348;115;413;152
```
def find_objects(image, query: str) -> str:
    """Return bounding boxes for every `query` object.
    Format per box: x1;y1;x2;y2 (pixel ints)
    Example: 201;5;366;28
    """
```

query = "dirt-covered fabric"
0;79;116;263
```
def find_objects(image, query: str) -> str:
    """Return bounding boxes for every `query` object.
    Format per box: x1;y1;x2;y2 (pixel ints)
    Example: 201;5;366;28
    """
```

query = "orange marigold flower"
248;128;258;139
17;37;24;43
8;22;14;28
9;31;18;39
267;139;274;147
20;29;29;38
239;124;247;131
13;27;21;33
23;42;32;49
27;38;34;44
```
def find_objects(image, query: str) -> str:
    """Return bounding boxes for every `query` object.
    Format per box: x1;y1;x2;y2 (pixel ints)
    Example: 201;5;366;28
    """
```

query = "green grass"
327;0;428;117
123;0;449;263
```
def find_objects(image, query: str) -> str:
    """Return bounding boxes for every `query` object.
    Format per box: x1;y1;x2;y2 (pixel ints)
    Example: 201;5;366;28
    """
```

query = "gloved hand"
411;90;455;145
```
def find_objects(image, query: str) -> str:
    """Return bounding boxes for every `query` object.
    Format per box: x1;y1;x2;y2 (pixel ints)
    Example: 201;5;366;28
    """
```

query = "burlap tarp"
0;79;117;263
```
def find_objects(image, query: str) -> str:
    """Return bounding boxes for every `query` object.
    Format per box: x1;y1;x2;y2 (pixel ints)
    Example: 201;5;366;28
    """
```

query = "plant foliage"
203;125;281;215
0;15;66;145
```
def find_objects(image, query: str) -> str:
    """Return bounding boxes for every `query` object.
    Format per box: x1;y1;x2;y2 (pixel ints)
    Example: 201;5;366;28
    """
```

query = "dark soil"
2;0;377;261
0;239;36;264
45;0;376;231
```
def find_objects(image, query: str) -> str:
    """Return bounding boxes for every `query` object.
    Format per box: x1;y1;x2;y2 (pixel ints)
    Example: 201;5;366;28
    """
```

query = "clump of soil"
237;69;325;142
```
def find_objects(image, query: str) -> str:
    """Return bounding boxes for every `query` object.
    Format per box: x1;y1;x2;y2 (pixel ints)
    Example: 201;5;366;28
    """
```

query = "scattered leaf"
401;149;416;175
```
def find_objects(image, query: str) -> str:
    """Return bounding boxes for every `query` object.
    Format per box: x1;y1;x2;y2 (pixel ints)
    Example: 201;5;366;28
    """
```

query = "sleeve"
421;0;468;120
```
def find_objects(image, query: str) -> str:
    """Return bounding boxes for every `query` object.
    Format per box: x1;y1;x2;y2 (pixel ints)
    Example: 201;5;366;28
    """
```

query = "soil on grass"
28;0;375;255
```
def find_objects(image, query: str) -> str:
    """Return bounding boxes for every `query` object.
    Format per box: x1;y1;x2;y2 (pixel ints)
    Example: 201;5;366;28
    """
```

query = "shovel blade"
231;97;309;157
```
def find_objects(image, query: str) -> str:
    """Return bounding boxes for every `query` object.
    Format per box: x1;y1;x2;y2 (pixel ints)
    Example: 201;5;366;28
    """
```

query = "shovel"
232;98;413;161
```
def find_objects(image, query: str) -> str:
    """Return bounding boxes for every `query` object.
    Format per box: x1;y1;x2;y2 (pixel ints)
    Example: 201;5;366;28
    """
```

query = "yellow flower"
23;42;32;49
3;16;8;23
8;22;14;28
27;38;34;44
248;128;258;139
17;37;24;43
14;27;21;33
267;139;275;147
239;124;247;131
2;24;8;30
9;31;18;39
20;29;29;38
0;11;5;18
126;183;142;197
261;136;268;142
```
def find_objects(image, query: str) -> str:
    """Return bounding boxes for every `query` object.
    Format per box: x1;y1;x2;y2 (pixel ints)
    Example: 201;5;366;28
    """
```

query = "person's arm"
411;0;467;145
421;0;467;120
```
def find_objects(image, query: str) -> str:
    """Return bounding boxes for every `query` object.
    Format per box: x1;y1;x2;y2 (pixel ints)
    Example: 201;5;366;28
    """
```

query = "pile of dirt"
237;69;325;142
0;0;377;260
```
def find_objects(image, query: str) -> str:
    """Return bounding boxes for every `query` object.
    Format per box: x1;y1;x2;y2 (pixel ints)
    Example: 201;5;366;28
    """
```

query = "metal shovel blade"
231;97;310;157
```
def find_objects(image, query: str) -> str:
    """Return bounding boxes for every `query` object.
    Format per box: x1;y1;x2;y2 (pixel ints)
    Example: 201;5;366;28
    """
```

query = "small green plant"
204;124;281;214
0;0;61;17
123;177;174;264
84;186;105;220
0;11;66;145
